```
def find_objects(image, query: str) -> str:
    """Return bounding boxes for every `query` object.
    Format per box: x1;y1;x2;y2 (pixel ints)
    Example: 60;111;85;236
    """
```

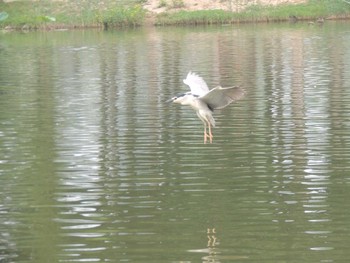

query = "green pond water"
1;22;350;262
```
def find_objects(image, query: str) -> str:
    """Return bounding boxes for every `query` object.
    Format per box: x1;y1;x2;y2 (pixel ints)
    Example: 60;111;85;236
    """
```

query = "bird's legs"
207;122;213;143
203;122;213;144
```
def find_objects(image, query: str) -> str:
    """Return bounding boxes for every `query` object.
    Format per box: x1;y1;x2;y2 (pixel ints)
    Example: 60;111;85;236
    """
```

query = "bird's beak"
166;97;175;103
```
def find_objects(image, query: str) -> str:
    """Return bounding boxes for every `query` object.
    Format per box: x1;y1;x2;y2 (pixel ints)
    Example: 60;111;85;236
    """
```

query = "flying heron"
167;71;245;144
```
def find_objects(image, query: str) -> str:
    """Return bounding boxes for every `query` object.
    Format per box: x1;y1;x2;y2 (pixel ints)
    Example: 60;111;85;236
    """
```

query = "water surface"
1;22;350;262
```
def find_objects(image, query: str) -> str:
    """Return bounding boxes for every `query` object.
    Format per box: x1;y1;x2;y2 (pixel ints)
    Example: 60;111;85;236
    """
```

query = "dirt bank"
143;0;307;14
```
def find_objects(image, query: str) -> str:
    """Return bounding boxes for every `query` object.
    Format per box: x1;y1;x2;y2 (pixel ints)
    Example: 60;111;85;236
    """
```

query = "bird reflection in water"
203;227;219;263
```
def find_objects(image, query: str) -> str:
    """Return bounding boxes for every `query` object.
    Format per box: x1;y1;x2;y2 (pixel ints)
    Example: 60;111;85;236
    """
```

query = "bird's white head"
167;92;194;105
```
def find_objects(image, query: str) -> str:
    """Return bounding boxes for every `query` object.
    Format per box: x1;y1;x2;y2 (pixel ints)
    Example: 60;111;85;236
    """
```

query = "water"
1;22;350;262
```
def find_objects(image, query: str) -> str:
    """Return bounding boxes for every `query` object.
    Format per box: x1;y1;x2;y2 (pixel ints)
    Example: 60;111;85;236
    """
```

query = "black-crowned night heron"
167;71;245;144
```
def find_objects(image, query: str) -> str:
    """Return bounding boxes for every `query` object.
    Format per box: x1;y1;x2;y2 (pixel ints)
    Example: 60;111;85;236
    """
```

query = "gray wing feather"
200;86;245;110
183;71;209;96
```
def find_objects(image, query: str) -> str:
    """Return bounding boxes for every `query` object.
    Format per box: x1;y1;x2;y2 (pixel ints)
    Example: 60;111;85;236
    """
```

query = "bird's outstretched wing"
200;86;245;110
183;71;209;96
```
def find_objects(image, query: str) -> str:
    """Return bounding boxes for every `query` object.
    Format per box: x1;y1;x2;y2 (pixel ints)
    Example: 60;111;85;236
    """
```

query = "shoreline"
1;0;350;31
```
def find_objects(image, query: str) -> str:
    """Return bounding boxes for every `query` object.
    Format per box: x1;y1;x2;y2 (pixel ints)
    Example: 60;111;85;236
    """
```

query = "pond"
1;22;350;262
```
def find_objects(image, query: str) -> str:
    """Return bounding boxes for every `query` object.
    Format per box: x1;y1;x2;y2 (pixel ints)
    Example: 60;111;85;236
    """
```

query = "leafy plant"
0;11;9;22
37;15;56;22
172;0;185;8
158;0;167;8
101;5;146;28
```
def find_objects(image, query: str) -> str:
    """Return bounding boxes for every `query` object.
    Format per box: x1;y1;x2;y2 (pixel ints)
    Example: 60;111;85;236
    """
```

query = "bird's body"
168;72;245;143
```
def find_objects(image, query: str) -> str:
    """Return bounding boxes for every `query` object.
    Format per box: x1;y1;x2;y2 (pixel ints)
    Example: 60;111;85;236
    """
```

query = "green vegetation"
171;0;185;9
0;0;145;30
0;11;9;22
158;0;168;9
156;9;236;25
157;0;185;9
98;5;146;29
0;0;349;30
156;0;350;25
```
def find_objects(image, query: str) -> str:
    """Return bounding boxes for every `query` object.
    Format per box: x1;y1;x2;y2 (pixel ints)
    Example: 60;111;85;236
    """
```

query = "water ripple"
1;24;350;263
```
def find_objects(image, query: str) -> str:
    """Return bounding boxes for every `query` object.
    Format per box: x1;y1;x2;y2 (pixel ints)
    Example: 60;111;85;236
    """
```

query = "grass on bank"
156;0;350;25
0;0;146;29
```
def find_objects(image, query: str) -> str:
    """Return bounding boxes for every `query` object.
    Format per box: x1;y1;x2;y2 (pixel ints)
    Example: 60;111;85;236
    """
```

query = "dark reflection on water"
1;23;350;262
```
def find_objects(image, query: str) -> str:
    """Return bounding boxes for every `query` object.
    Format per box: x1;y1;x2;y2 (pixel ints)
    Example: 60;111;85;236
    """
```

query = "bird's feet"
204;133;213;144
